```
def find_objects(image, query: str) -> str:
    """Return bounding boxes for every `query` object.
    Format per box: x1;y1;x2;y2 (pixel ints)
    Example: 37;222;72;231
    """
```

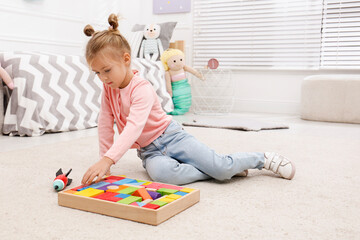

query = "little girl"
81;14;296;186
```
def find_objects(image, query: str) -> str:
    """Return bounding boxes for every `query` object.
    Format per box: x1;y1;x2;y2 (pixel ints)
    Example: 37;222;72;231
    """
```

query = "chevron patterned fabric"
132;58;174;113
0;52;102;136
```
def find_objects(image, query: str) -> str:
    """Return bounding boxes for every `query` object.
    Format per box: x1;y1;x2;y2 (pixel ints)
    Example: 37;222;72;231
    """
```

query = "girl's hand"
81;156;114;185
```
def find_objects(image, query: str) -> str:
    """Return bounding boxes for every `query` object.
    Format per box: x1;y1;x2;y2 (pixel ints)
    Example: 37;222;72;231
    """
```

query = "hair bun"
84;24;95;37
108;14;119;31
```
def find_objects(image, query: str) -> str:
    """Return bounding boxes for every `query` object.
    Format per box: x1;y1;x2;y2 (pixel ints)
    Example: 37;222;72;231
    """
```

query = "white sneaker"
263;152;295;180
235;170;248;177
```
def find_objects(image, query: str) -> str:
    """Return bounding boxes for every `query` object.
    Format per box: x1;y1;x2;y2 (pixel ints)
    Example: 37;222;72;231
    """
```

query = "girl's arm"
82;87;115;185
104;82;154;162
98;88;115;159
82;82;154;185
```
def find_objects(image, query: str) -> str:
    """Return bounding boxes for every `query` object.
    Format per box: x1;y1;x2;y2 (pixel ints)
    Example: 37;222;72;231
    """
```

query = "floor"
0;112;298;152
1;112;359;239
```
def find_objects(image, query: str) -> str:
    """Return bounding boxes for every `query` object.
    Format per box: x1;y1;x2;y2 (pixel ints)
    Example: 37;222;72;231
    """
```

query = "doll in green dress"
160;48;204;115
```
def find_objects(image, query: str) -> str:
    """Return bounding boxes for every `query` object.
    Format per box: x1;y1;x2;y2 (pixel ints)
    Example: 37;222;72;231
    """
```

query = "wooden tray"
58;176;200;225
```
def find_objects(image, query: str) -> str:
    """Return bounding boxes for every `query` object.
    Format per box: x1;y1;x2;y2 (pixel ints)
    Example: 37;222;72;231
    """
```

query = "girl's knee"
145;159;181;183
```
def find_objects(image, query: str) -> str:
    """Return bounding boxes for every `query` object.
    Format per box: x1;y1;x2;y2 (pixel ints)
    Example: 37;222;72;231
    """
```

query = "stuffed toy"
139;24;164;61
160;48;204;115
0;65;14;90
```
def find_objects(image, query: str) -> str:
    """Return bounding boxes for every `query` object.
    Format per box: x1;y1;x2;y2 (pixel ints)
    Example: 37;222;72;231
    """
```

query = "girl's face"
91;50;133;89
167;54;185;71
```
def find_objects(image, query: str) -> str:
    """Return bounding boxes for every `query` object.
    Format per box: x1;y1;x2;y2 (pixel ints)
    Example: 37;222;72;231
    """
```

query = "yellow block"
167;194;181;200
180;188;195;193
141;181;153;186
160;197;175;203
74;188;104;197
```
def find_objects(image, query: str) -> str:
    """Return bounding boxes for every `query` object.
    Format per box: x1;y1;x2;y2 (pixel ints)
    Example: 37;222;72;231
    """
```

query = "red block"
143;183;163;189
143;203;160;210
92;192;122;202
105;176;125;181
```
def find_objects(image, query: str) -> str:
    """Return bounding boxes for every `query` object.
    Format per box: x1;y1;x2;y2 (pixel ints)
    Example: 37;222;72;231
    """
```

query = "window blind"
321;0;360;69
193;0;323;70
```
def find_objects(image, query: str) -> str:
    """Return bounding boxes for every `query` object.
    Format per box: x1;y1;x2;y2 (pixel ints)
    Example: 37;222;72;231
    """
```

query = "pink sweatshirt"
98;72;172;163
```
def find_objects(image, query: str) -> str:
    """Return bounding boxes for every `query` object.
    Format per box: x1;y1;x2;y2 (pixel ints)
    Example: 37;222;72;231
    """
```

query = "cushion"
131;22;177;59
301;75;360;124
0;52;102;136
126;31;145;58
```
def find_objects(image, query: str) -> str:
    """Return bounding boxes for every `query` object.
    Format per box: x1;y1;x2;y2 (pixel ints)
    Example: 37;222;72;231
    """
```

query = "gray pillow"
132;22;177;58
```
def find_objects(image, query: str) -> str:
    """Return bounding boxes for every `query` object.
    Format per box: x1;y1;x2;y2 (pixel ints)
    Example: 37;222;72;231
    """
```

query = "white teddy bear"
139;24;164;61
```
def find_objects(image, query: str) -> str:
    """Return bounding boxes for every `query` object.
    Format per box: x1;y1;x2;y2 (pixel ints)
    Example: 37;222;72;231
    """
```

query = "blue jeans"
137;120;265;185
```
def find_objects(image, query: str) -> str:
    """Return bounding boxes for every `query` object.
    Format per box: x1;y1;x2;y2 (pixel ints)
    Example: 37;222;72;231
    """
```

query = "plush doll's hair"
160;48;185;71
84;14;131;65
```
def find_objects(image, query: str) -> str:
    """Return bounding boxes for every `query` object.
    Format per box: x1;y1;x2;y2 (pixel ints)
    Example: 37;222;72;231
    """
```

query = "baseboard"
231;99;300;115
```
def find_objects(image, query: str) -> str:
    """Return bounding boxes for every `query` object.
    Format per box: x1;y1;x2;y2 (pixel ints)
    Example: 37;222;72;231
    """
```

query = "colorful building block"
143;182;163;189
174;191;188;196
140;181;153;186
123;184;145;188
180;188;195;193
71;185;88;191
97;184;119;191
133;188;153;200
150;200;168;207
141;199;153;205
167;194;182;200
157;188;178;196
117;186;139;195
105;176;125;181
159;184;184;191
117;196;142;205
75;185;92;191
148;191;162;200
74;188;104;197
143;203;160;210
93;192;122;202
106;185;129;193
89;182;110;189
115;193;131;199
112;178;138;185
159;197;175;203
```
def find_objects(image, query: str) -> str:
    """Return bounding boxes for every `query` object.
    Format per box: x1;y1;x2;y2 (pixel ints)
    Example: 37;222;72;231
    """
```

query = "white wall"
1;0;358;115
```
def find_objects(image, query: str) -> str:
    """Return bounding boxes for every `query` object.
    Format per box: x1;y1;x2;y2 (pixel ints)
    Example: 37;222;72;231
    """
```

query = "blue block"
137;202;146;207
115;193;131;199
174;191;188;196
112;178;138;185
76;185;91;191
89;182;110;189
128;181;145;186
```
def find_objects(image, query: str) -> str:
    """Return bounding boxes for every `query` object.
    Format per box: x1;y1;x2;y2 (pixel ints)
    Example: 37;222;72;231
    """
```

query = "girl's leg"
138;121;264;184
142;153;211;185
161;122;265;181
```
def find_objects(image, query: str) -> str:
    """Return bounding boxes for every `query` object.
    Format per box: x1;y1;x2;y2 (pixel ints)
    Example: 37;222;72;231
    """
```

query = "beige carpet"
0;119;359;240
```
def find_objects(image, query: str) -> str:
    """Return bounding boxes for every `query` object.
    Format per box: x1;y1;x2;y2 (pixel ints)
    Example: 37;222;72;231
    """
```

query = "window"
193;0;360;70
321;0;360;69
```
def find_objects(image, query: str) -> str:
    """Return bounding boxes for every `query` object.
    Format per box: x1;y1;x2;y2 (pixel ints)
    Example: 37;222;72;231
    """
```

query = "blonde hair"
84;14;131;66
160;48;184;71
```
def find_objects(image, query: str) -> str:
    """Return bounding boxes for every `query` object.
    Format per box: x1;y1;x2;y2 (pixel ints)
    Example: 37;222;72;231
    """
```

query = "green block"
117;196;142;205
118;186;139;195
157;188;178;196
150;200;168;207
